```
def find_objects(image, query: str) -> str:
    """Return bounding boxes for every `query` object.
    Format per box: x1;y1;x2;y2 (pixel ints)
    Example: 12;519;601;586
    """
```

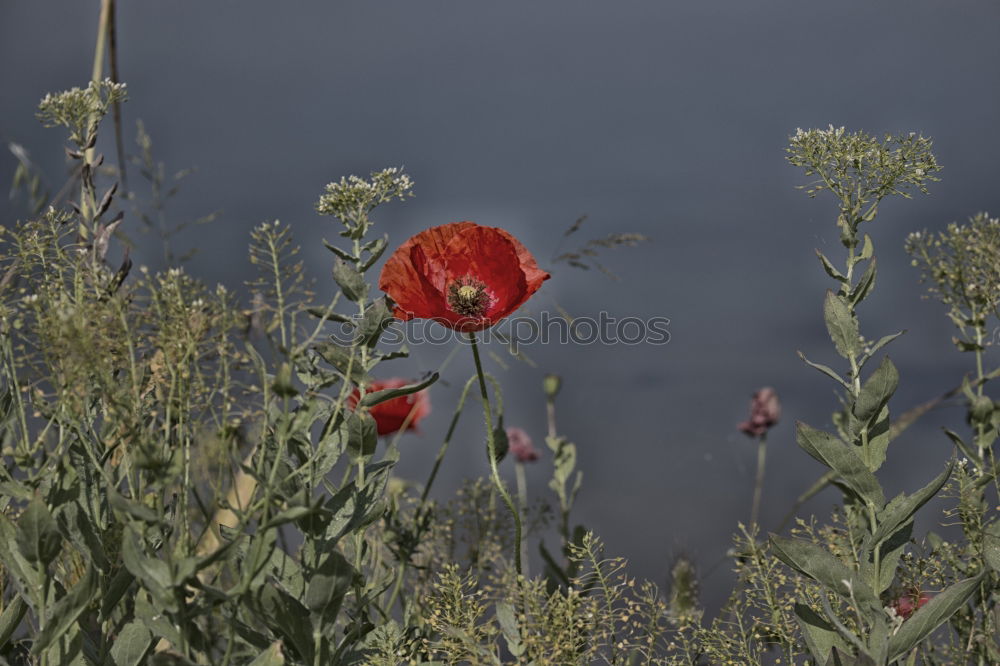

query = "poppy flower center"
447;276;492;318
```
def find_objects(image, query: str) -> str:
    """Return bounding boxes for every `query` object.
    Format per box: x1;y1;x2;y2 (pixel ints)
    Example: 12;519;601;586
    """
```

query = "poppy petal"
495;227;551;294
379;223;477;320
442;226;527;324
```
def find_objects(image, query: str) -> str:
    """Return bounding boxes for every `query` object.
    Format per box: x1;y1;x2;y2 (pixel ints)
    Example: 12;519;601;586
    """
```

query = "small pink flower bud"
738;387;781;438
505;426;540;463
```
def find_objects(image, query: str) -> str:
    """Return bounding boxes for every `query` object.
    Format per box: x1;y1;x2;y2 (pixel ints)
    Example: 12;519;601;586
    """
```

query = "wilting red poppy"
348;378;431;436
505;426;540;463
893;591;931;620
738;387;781;438
379;221;550;332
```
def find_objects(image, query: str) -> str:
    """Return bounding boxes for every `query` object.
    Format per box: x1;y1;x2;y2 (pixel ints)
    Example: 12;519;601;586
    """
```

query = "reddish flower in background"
738;387;781;438
893;591;931;619
505;427;540;463
348;378;431;436
379;221;550;332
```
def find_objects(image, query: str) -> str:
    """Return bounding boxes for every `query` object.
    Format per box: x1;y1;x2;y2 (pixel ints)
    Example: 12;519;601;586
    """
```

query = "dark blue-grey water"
2;1;999;610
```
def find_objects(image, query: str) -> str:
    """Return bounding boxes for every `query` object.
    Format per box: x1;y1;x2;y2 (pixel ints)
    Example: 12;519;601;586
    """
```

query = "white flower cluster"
788;125;941;204
315;167;413;226
36;78;128;145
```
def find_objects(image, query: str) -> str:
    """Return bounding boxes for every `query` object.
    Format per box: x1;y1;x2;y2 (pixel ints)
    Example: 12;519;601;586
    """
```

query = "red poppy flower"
348;378;431;436
893;591;931;620
379;221;550;332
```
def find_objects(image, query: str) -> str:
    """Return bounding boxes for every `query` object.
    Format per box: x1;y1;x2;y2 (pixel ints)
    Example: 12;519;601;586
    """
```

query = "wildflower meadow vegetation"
3;7;1000;666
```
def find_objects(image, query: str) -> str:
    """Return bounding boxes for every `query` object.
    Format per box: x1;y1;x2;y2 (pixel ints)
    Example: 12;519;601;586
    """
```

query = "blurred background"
2;1;999;610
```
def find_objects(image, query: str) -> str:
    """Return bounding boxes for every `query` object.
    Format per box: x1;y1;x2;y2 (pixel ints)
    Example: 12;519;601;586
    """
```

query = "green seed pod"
543;373;562;399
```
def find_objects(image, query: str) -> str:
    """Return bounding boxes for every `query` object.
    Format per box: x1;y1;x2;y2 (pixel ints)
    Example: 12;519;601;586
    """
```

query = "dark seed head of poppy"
447;276;491;318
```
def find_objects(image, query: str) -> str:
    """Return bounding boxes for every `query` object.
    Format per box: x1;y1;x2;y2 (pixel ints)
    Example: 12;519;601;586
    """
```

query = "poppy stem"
750;434;767;529
468;332;523;578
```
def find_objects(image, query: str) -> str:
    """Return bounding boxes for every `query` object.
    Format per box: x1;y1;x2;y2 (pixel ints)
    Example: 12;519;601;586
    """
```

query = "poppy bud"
738;387;781;438
543;374;562;399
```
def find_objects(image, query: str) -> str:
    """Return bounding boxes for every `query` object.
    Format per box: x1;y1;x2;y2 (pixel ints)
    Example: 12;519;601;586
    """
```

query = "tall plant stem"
515;462;531;578
420;375;477;506
469;332;522;577
750;434;767;529
85;0;112;168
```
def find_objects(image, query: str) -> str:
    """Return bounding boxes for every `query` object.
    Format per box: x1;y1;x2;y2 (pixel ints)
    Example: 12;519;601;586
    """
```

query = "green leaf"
496;602;524;657
870;462;952;547
796;422;884;508
816;250;847;282
770;534;879;612
253;534;305;601
865;405;891;472
943;429;978;462
547;436;578;498
360;235;388;272
110;621;153;666
332;259;367;302
825;646;878;666
861;331;904;363
63;503;111;573
313;342;366;384
0;513;41;599
853;357;898;427
311;419;346;488
31;565;98;656
983;522;1000;573
100;568;135;621
248;641;286;666
795;603;849;663
866;617;891;666
304;550;355;622
823;290;860;359
134;589;181;648
358;373;438;408
109;491;161;525
859;234;874;260
121;529;176;612
887;572;985;661
251;585;314;663
345;411;378;462
849;257;876;305
16;497;62;566
798;351;848;387
322;239;356;262
355;298;394;347
876;521;912;594
0;596;26;649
